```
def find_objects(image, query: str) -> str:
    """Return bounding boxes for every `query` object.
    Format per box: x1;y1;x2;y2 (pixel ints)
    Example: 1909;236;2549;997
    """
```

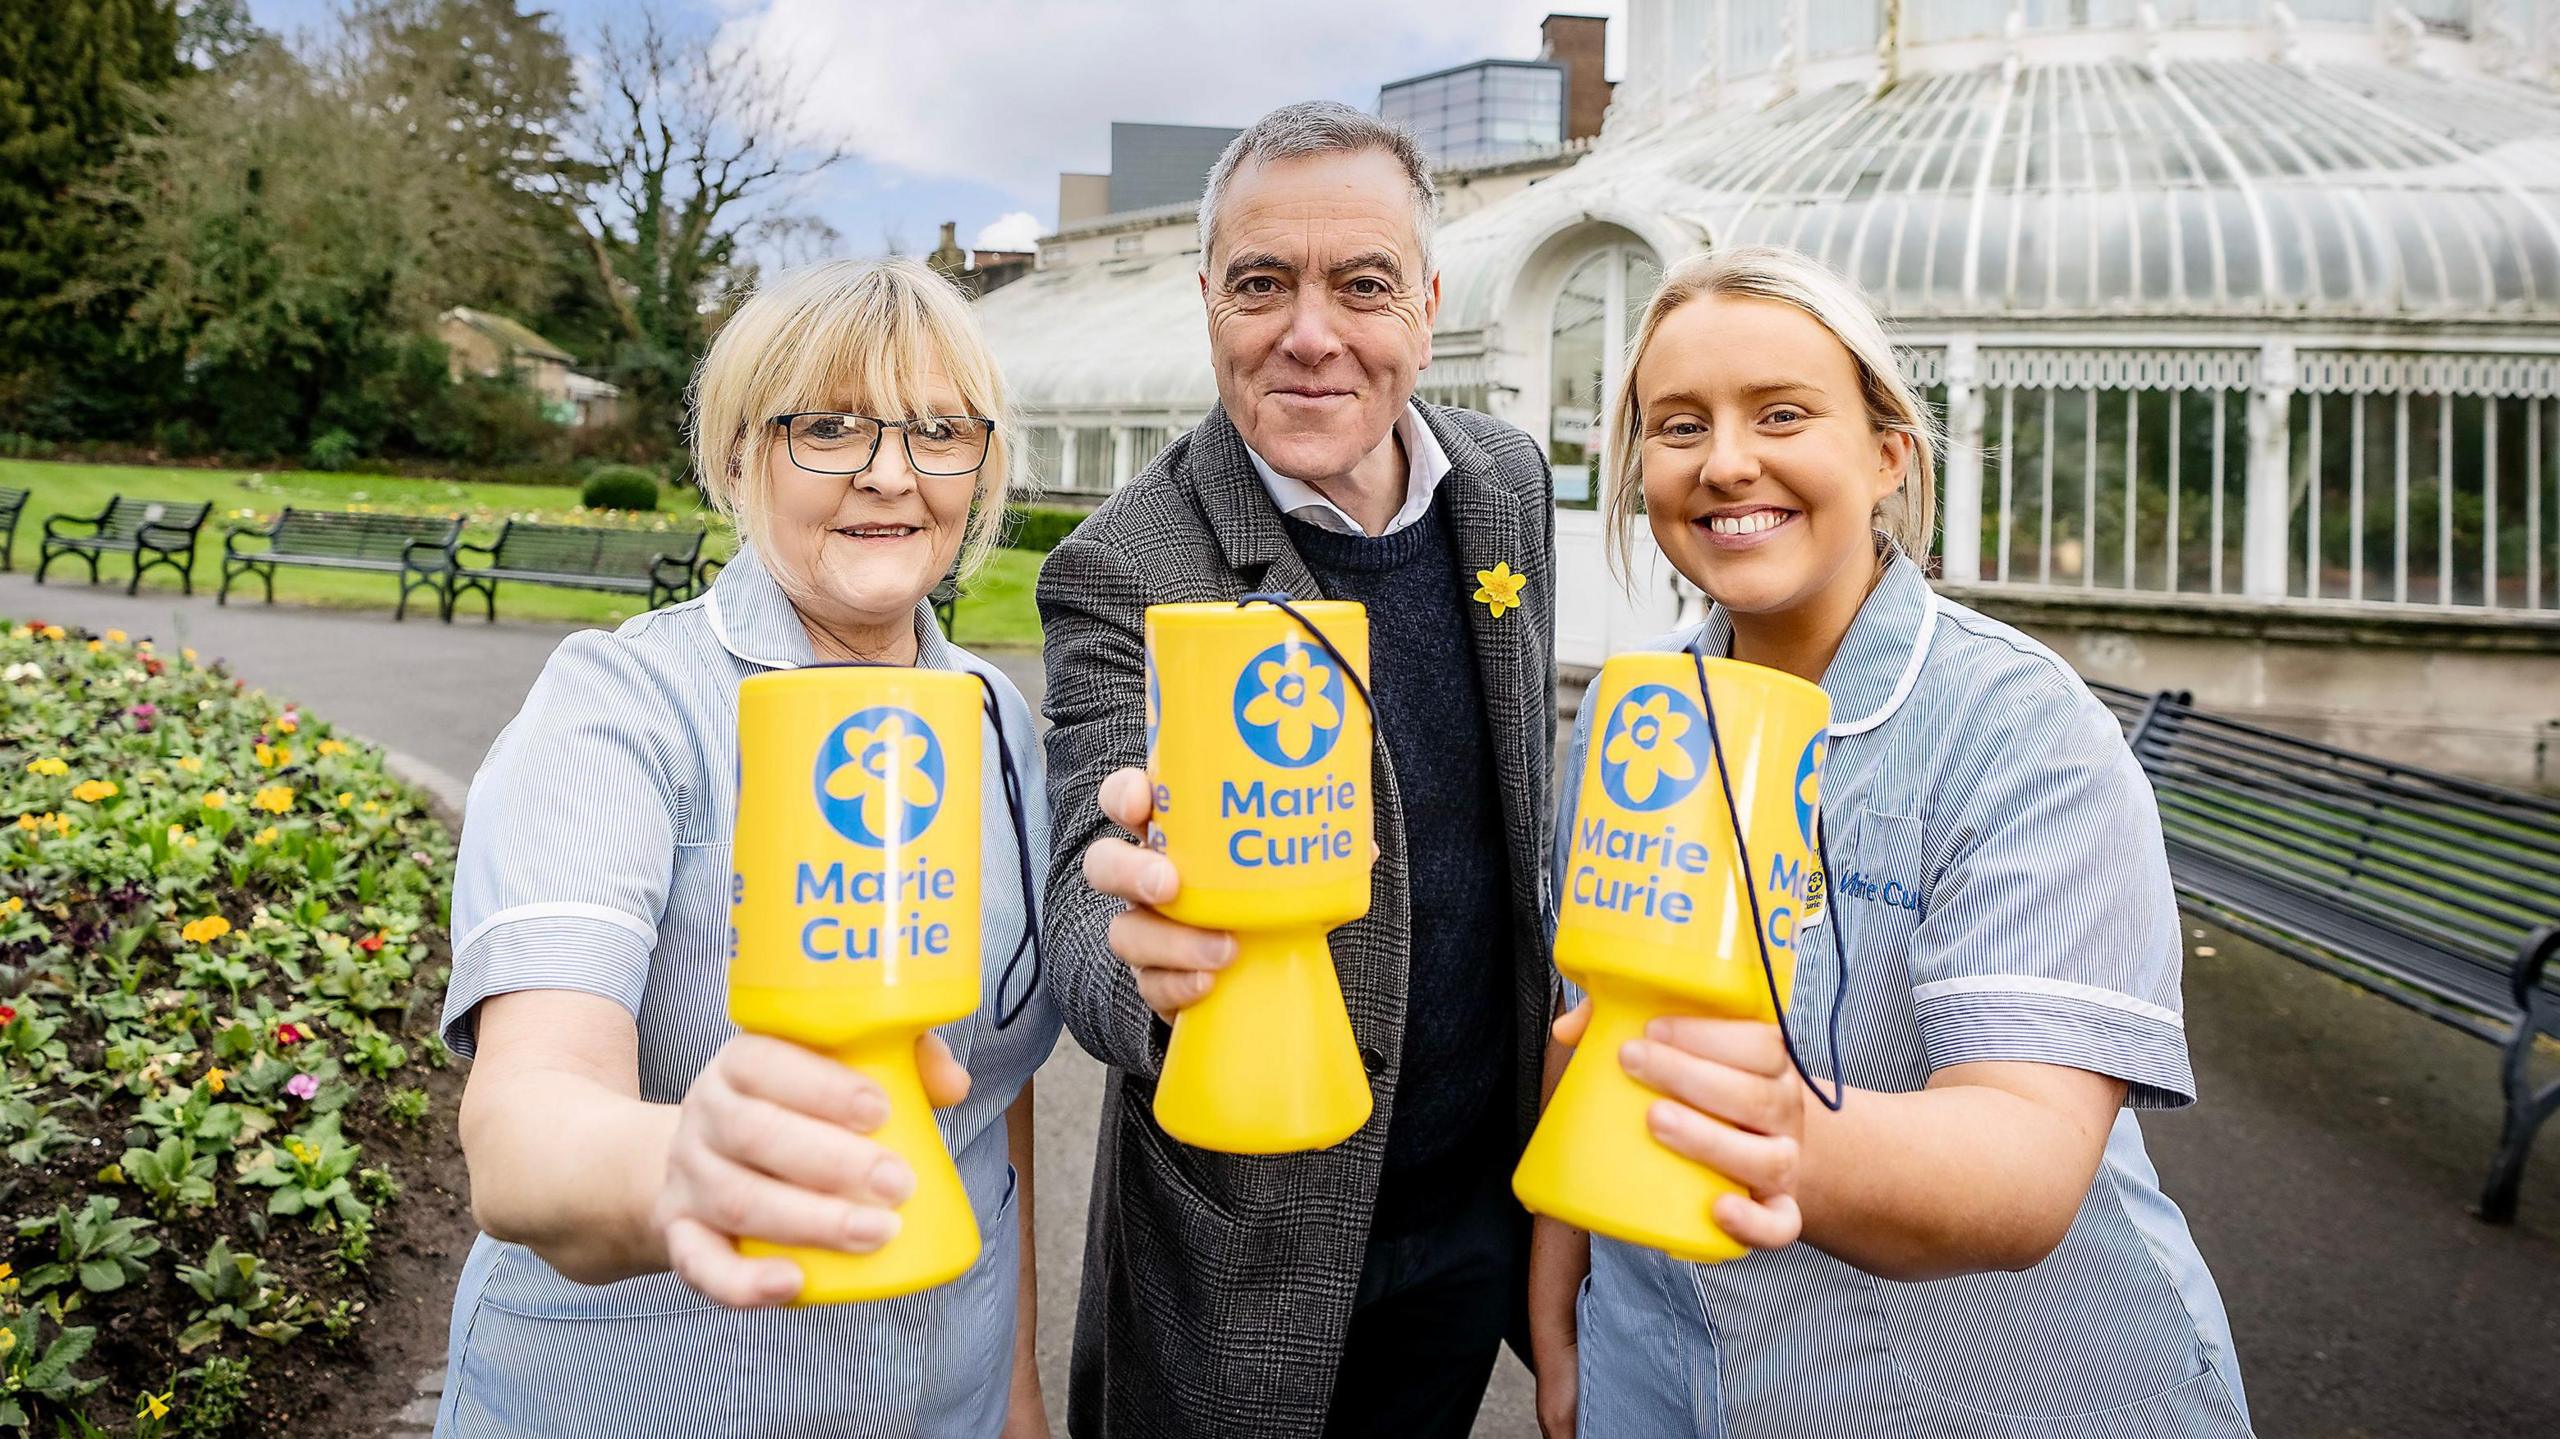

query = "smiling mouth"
1701;508;1798;538
832;523;922;540
1273;388;1353;401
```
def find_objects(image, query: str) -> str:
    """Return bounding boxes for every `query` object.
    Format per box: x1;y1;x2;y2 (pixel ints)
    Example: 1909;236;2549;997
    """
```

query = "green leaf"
25;1324;95;1388
175;1318;224;1354
76;1259;125;1293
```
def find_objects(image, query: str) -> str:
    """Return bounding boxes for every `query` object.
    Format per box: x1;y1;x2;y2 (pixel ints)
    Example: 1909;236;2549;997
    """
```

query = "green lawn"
0;458;1043;648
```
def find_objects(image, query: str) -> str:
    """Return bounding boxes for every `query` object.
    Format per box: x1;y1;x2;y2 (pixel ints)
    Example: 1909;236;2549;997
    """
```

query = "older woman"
433;258;1058;1438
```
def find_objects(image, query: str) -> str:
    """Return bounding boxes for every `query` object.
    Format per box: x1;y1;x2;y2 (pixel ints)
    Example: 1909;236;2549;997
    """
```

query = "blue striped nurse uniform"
431;544;1059;1438
1561;549;2253;1439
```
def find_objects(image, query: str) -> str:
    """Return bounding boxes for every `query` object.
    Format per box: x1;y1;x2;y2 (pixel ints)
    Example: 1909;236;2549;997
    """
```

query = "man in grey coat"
1036;102;1559;1439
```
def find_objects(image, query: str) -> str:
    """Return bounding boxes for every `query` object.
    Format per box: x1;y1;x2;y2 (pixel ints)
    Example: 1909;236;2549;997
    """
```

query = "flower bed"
1;620;458;1436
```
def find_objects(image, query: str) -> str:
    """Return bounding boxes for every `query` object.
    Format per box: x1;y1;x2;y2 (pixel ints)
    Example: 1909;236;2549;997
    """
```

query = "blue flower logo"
1232;641;1345;768
1599;684;1713;812
1144;650;1162;761
1794;730;1826;851
813;706;946;846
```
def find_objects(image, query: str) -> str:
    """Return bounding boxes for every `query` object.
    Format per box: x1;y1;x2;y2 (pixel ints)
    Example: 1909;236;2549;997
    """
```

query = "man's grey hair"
1196;101;1439;279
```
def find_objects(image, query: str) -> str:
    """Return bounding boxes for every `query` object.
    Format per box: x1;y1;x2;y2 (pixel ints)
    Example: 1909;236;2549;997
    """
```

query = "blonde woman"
1527;246;2249;1438
435;259;1058;1438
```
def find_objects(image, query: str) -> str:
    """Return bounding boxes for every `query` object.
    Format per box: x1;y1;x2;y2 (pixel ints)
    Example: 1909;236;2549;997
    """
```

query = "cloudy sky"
248;0;1626;258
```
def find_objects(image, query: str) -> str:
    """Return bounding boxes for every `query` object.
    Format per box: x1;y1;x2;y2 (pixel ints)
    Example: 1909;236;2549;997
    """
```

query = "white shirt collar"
1243;401;1450;537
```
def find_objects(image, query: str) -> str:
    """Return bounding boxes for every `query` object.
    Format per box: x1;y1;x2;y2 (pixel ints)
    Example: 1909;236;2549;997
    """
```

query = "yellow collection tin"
1513;651;1831;1263
729;664;982;1303
1143;601;1375;1153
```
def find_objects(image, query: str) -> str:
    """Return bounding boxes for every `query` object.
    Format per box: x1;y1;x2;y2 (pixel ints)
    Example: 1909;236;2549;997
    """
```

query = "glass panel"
1073;428;1115;494
1019;425;1059;491
1550;252;1609;510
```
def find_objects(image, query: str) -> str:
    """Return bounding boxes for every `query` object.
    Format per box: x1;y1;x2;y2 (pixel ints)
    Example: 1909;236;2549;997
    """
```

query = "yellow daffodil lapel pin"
1473;562;1527;619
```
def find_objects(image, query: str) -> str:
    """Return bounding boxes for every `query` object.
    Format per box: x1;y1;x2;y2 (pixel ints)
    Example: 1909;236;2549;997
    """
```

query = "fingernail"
848;1094;888;1130
1145;860;1177;904
1211;935;1236;968
1620;1038;1650;1071
846;1209;900;1251
873;1157;916;1206
1645;1017;1673;1042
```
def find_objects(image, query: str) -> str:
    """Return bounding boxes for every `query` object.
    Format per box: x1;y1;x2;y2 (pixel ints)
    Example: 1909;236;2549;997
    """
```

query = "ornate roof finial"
2138;2;2168;80
2266;1;2305;72
2002;2;2027;86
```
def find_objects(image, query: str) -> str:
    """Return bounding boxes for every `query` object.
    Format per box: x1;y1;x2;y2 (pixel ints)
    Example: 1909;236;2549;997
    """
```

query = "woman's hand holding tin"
1553;1000;1806;1252
656;1032;972;1307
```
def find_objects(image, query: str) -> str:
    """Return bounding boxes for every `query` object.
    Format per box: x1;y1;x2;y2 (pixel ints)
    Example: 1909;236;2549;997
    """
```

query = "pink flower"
285;1073;319;1101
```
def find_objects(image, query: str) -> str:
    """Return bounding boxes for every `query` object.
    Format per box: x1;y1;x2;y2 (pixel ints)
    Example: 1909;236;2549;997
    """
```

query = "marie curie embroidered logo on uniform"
1233;642;1345;769
814;707;946;846
1600;684;1714;812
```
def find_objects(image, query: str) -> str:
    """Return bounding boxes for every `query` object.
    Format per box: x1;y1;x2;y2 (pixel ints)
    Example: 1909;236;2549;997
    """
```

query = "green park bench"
0;486;25;571
219;507;464;621
2096;681;2560;1222
438;519;706;622
36;494;213;595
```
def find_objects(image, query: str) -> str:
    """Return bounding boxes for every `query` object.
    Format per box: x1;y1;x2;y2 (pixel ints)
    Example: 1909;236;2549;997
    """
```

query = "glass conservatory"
975;1;2560;671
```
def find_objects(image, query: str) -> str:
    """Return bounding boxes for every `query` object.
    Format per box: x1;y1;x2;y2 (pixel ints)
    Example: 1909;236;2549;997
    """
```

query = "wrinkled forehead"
1212;150;1428;275
762;321;978;424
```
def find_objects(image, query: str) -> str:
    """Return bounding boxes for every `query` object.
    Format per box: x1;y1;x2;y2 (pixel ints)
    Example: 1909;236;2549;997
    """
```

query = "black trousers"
1322;1169;1528;1439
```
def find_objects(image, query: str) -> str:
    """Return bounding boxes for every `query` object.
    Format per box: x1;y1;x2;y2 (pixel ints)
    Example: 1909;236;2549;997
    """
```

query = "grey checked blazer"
1036;403;1558;1439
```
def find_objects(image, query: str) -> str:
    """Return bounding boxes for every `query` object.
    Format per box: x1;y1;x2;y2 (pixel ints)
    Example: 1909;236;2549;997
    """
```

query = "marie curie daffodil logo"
1233;642;1346;769
1473;562;1527;619
1794;730;1827;850
813;707;947;847
1599;683;1715;812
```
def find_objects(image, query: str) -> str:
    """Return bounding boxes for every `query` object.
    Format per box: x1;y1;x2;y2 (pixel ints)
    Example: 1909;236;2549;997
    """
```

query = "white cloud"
973;211;1044;252
719;0;1625;208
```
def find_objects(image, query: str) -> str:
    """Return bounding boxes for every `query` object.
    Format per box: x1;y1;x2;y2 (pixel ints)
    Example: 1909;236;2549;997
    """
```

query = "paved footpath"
5;571;2556;1438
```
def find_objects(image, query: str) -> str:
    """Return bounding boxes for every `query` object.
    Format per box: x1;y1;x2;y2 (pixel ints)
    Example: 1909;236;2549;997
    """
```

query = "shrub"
580;465;659;513
0;622;457;1436
303;429;360;473
1001;503;1087;555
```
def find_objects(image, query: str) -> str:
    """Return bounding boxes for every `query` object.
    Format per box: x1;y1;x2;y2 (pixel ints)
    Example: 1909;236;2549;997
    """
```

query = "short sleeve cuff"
1912;977;2196;1110
441;904;658;1059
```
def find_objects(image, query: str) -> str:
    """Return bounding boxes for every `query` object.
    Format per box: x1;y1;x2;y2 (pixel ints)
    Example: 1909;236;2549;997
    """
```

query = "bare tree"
559;10;850;427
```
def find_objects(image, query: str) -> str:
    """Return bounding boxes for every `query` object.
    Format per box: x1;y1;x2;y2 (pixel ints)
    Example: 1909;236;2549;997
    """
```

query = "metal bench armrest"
223;516;283;556
451;539;499;565
2513;925;2560;1012
401;535;458;567
136;519;201;546
42;502;112;539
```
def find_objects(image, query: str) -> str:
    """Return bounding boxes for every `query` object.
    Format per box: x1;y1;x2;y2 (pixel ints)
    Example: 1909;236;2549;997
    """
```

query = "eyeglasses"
770;412;995;477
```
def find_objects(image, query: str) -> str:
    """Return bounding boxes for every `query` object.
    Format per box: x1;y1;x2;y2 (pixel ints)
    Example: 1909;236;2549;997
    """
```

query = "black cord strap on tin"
1688;646;1849;1112
1237;591;1375;722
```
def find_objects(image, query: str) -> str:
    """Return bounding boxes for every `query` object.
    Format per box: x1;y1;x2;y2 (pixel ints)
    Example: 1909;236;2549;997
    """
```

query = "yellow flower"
40;625;65;641
1240;647;1343;763
1602;692;1698;806
45;814;71;835
252;826;279;845
252;786;293;814
253;741;295;769
180;835;198;850
316;739;348;757
13;815;34;832
0;1261;12;1282
360;800;381;815
334;791;354;809
822;715;941;836
0;1327;13;1356
104;628;127;644
71;779;118;803
181;646;198;663
1472;562;1528;619
277;716;298;734
139;1390;172;1421
6;625;25;640
202;790;228;810
203;1066;228;1094
286;1138;318;1166
2;898;21;914
85;640;102;653
174;755;203;774
181;915;232;944
24;756;68;776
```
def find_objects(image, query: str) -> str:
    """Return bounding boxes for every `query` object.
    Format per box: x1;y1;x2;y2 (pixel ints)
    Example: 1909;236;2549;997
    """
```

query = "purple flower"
128;703;157;719
285;1073;319;1101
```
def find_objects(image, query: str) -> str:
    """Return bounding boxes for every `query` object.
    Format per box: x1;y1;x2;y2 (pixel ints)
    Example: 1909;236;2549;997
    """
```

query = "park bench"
36;494;213;595
2096;681;2560;1221
219;507;462;621
0;487;25;571
438;520;705;621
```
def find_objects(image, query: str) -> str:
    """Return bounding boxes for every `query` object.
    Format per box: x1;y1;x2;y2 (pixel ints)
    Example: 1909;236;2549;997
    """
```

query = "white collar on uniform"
703;542;954;674
1242;400;1450;537
1690;544;1939;738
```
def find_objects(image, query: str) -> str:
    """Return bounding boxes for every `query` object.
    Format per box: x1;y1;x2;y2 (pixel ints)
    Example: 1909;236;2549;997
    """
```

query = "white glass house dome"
974;1;2560;671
